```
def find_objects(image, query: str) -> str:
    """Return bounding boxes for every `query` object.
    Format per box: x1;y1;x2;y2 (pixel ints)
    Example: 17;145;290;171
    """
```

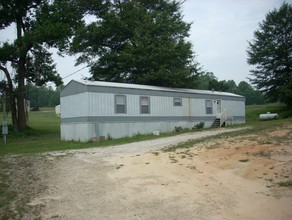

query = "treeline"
196;72;267;105
24;73;266;108
25;83;62;109
1;0;282;132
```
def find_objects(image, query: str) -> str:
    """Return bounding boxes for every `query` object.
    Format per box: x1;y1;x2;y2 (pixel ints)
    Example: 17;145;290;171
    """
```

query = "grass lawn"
0;103;291;156
0;108;182;155
245;103;289;123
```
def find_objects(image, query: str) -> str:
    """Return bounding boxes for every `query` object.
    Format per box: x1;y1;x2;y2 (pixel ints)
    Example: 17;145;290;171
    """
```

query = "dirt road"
29;126;292;220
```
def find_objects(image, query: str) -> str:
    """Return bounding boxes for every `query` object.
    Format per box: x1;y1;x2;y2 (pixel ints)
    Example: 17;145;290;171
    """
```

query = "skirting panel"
61;117;245;142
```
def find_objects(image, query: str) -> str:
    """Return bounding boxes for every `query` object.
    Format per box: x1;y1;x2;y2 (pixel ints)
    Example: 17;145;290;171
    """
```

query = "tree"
236;81;267;105
196;71;268;104
71;0;200;88
195;71;217;90
196;72;236;92
26;46;62;110
247;2;292;108
25;83;61;108
0;0;84;131
225;80;237;93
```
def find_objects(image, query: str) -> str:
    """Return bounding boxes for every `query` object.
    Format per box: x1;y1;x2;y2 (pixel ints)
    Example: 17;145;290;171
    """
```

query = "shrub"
174;126;183;132
107;134;113;140
193;122;205;130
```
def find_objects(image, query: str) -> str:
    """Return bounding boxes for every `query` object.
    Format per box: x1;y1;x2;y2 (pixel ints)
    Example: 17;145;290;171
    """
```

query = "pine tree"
247;2;292;108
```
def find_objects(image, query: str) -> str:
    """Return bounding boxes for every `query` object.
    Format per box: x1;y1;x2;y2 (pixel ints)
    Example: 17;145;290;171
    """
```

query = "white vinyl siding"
115;95;126;114
206;100;213;114
140;96;150;114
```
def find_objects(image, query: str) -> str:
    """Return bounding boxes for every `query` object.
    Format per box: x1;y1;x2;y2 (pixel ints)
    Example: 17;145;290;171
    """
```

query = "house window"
206;100;213;114
140;96;150;114
115;95;126;114
173;98;182;106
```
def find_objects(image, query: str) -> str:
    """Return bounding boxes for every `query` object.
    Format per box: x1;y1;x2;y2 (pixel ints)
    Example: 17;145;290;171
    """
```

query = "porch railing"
217;109;232;127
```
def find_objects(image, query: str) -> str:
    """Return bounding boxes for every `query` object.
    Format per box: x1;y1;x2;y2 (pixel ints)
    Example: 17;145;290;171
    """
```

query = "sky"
0;0;287;86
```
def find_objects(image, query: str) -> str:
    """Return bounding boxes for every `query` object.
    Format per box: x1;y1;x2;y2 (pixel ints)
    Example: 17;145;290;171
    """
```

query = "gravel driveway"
29;127;251;220
47;127;246;158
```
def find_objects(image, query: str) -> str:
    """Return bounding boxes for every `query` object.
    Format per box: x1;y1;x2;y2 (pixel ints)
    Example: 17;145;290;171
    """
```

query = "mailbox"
2;121;8;135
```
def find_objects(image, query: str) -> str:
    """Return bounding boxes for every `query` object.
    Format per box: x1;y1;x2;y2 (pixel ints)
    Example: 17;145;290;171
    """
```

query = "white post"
2;97;8;144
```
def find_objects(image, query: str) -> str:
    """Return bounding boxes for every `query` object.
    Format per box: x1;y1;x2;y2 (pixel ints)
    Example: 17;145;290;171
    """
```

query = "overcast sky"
0;0;287;86
182;0;286;84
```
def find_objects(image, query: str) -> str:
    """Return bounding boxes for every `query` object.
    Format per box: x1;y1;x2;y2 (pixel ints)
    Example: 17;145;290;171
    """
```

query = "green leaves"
71;0;199;88
0;0;85;131
26;46;62;87
247;2;292;107
0;0;86;84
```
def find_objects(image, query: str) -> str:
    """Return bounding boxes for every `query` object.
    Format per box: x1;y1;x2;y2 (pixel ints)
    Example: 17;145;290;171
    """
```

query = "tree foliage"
0;0;84;131
1;83;61;112
25;83;62;108
196;72;267;105
26;46;62;87
247;2;292;108
236;81;268;105
71;0;200;88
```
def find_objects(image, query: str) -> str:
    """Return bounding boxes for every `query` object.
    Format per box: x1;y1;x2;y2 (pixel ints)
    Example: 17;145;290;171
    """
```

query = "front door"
216;100;221;114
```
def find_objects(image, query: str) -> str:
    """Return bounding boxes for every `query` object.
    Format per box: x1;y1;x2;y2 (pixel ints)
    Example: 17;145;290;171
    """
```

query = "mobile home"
60;80;245;142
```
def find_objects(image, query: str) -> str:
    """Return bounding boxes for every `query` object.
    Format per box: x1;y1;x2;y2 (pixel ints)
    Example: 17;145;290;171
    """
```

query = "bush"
193;122;205;130
174;126;183;133
107;134;113;140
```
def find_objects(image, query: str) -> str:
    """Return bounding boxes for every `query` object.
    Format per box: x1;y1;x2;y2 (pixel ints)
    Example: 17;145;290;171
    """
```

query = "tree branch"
0;65;12;84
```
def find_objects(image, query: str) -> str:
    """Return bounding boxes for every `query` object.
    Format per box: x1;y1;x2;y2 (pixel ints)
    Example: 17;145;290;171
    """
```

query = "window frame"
205;100;213;114
173;97;182;107
140;96;150;114
115;95;127;114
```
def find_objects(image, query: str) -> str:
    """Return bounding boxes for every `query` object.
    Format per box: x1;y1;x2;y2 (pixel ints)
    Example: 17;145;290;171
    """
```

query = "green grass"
278;180;292;187
239;159;249;162
245;103;289;123
163;103;292;152
0;103;291;156
0;108;194;156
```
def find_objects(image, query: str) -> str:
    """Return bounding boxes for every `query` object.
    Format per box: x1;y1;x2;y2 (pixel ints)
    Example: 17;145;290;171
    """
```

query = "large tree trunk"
0;66;19;132
9;92;19;132
17;57;27;131
16;17;27;131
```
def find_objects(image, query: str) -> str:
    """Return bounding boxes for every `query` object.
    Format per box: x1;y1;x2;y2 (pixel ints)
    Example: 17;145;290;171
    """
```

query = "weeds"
169;155;178;163
193;122;205;130
206;142;221;150
259;140;273;145
174;126;190;133
252;150;273;158
174;126;183;133
107;134;113;140
0;156;49;219
152;152;159;156
116;164;124;169
278;180;292;187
